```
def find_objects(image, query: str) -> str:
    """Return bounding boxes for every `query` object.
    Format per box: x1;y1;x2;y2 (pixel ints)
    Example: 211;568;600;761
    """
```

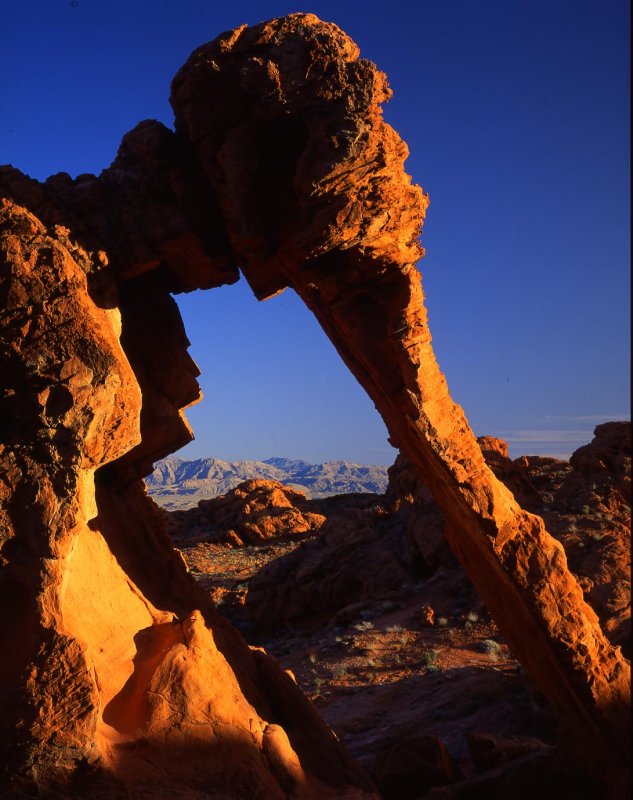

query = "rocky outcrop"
476;436;541;511
538;423;631;657
247;461;455;630
168;478;327;546
562;421;631;514
0;120;237;294
1;10;629;798
245;431;630;644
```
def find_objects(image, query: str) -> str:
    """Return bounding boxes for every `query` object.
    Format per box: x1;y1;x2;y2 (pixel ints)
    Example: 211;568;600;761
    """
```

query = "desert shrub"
354;620;374;632
421;649;438;667
437;616;449;627
330;666;348;680
478;639;502;660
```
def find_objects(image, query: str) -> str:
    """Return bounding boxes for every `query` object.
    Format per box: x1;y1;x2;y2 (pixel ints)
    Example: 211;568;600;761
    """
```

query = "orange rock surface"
0;11;629;798
170;428;629;798
169;478;326;547
0;202;377;798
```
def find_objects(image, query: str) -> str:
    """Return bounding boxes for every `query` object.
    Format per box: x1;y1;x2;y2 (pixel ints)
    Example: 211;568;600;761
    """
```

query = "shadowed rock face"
0;11;629;799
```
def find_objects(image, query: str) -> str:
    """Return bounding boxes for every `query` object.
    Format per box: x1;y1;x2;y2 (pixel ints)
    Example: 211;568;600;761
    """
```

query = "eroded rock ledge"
0;12;629;799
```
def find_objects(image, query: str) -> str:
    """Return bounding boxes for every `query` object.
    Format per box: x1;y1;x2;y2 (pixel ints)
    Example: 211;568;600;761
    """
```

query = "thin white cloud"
538;414;630;422
500;430;593;443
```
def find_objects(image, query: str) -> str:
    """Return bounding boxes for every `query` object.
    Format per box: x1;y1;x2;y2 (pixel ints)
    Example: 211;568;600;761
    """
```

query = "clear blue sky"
2;0;629;463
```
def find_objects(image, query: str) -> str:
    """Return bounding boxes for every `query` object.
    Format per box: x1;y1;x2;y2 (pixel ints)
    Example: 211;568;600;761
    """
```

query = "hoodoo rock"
0;11;629;799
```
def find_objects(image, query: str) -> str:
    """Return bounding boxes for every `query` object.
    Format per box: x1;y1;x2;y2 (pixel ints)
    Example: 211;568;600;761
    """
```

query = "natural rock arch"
0;12;629;799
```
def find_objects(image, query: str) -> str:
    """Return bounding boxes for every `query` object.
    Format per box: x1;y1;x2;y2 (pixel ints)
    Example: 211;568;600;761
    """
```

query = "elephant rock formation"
0;12;629;799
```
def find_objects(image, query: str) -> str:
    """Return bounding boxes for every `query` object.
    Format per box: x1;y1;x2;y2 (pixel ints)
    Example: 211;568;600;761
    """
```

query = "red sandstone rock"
504;425;631;656
467;730;548;773
372;734;460;799
563;421;631;515
169;479;326;546
243;454;460;630
244;433;629;659
0;201;377;798
0;120;237;293
476;436;541;511
421;605;436;626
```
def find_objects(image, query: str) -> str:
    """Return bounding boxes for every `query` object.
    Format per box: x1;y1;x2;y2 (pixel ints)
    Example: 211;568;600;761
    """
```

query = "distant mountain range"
146;457;390;510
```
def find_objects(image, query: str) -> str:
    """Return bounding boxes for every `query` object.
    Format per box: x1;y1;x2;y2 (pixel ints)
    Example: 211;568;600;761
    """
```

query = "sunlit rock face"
0;11;629;799
0;199;376;799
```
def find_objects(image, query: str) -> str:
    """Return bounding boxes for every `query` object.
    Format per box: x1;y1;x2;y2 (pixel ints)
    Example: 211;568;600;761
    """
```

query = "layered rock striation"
0;11;629;799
